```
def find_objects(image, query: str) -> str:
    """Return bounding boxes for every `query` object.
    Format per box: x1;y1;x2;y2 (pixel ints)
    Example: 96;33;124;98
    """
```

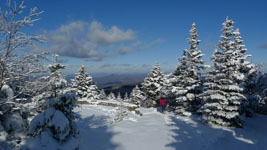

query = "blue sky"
5;0;267;74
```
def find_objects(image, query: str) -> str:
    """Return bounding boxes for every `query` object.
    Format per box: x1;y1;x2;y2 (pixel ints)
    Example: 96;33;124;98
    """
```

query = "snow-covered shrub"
29;94;78;143
142;62;165;107
0;102;28;148
0;84;31;148
113;98;128;123
169;23;208;115
71;65;100;100
244;70;267;114
0;84;14;102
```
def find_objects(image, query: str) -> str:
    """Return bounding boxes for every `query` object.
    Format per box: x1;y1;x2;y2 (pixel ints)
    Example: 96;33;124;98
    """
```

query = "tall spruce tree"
71;65;99;100
200;17;246;127
142;63;165;108
170;23;207;115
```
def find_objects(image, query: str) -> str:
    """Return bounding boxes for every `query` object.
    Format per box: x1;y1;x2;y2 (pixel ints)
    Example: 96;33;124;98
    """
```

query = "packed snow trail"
76;106;176;150
23;104;267;150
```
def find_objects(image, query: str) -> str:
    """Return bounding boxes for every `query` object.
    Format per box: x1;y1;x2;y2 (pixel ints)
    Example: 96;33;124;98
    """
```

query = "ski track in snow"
23;104;267;150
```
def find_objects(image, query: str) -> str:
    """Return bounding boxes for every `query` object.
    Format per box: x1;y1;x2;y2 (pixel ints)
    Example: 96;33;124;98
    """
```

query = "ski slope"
23;104;267;150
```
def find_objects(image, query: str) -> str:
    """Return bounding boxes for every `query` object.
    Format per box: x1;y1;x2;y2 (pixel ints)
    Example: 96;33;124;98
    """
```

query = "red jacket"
160;98;167;106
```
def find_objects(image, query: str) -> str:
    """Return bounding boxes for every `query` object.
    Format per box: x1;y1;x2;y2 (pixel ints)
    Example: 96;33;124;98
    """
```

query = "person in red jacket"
160;96;167;113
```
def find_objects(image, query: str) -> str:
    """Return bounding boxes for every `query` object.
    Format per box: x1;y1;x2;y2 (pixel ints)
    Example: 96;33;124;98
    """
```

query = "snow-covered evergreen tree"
200;17;246;127
130;85;145;106
124;92;129;102
232;28;255;77
117;92;122;101
243;69;267;114
29;94;78;143
71;65;99;100
170;23;207;115
47;54;67;97
108;92;116;100
142;62;165;107
99;89;107;100
113;96;128;123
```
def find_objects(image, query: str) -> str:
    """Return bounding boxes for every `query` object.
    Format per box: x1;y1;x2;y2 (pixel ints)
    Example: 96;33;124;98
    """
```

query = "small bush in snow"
29;94;78;143
113;98;128;123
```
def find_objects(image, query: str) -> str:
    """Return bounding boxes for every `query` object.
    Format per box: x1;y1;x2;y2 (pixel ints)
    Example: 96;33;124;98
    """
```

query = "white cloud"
117;46;133;55
46;20;163;61
134;39;164;50
89;21;135;45
47;21;135;61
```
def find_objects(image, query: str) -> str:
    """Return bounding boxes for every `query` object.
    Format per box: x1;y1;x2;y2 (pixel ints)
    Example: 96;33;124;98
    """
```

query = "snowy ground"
23;104;267;150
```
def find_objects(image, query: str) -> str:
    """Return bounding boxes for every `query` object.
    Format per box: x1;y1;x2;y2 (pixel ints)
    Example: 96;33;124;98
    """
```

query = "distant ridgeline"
102;82;142;98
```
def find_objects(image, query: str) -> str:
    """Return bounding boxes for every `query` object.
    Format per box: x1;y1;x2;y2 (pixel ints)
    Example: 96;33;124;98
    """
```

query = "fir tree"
130;85;145;106
200;17;246;127
233;28;255;76
243;66;267;114
108;92;116;100
170;23;207;115
71;65;99;100
232;28;256;113
113;95;128;123
124;92;129;102
47;54;67;97
99;89;107;100
117;92;122;101
142;63;165;107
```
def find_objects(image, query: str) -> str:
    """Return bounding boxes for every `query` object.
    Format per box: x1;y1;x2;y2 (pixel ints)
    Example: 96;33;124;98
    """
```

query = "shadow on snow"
76;114;119;150
21;113;119;150
165;114;266;150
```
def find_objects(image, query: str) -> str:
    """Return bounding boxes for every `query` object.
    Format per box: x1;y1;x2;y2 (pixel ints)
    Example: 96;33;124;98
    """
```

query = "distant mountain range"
94;73;147;88
66;73;147;87
102;82;142;98
66;73;147;97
